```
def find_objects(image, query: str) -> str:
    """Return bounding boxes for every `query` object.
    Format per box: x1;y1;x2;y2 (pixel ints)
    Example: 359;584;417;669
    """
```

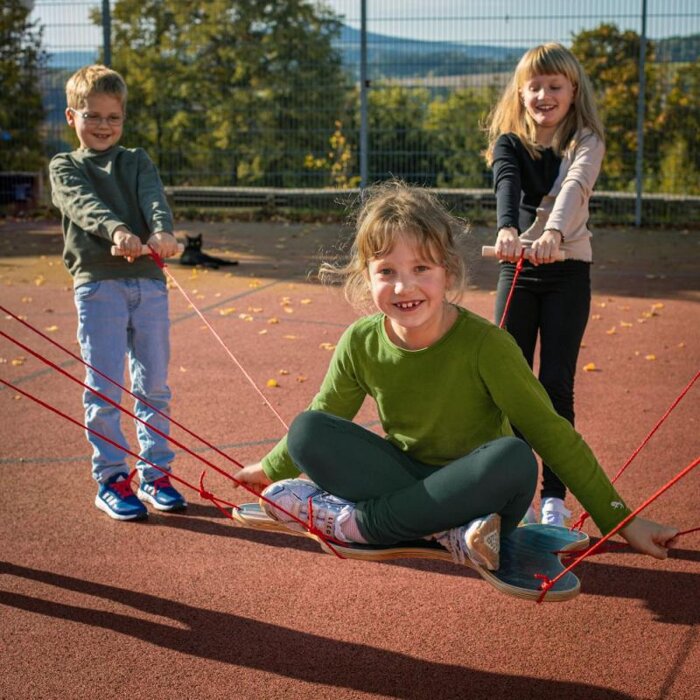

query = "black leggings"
494;260;591;500
287;410;537;544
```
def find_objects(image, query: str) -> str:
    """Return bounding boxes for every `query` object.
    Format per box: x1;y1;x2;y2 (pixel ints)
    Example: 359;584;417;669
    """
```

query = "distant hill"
335;25;526;79
43;29;699;84
655;33;700;62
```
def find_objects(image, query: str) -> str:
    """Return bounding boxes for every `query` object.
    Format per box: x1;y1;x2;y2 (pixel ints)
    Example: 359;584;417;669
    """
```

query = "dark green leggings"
287;410;537;544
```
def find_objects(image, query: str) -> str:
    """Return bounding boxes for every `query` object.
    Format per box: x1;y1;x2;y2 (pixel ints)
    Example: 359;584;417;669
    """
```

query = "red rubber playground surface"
1;219;699;700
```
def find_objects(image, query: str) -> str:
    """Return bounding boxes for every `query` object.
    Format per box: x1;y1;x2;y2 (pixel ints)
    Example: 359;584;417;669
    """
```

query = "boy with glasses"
49;64;186;520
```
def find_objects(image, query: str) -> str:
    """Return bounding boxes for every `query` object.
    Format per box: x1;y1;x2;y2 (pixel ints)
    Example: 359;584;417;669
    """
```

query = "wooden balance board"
231;502;589;602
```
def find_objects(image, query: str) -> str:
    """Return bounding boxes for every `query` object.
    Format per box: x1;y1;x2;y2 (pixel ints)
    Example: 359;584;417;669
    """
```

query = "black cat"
179;234;238;269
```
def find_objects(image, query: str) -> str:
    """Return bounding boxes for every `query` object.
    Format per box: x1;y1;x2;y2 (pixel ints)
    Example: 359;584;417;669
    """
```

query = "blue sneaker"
95;473;148;521
137;475;187;511
260;478;354;540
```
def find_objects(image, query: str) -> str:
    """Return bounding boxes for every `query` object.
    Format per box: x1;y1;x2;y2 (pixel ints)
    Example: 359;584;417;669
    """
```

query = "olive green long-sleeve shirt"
263;307;632;535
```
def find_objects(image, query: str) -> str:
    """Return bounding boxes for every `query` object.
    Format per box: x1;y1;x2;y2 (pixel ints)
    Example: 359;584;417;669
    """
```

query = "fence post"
359;0;368;190
102;0;112;67
634;0;648;227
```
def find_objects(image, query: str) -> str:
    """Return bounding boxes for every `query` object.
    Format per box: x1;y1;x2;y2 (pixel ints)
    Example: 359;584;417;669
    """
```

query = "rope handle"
110;243;184;257
481;245;566;262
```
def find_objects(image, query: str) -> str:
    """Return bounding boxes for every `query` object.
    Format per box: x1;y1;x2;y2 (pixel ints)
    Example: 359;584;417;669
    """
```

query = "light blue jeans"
74;278;174;484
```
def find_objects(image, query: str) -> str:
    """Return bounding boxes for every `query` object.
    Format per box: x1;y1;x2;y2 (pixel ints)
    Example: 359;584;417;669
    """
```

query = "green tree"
572;24;662;191
425;87;494;187
366;85;437;184
654;61;700;193
0;0;47;171
94;0;348;186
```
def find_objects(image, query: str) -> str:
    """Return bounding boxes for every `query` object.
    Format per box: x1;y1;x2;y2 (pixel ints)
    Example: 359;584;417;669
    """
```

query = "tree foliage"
81;7;699;194
0;0;47;171
94;0;348;186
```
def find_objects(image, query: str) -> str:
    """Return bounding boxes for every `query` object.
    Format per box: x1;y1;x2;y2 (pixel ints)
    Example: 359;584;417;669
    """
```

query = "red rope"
1;377;237;512
498;252;526;329
150;249;289;431
0;304;247;474
0;329;343;556
570;369;699;531
537;455;700;603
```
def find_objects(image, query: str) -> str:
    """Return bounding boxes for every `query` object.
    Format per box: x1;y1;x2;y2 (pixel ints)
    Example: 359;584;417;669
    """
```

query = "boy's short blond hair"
65;64;128;111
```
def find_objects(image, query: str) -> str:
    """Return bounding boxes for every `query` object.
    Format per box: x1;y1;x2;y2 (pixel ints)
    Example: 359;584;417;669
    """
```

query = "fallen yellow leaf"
179;366;187;372
582;362;598;372
300;299;312;305
620;321;633;328
651;303;664;310
645;354;656;361
319;342;336;351
591;314;601;320
258;329;268;335
11;357;26;366
218;307;237;316
296;375;308;383
279;369;290;376
266;379;279;388
267;317;279;324
45;325;59;332
605;327;616;335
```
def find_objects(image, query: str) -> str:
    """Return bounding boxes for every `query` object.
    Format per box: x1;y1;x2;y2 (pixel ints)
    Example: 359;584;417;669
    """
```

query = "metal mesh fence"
10;1;700;222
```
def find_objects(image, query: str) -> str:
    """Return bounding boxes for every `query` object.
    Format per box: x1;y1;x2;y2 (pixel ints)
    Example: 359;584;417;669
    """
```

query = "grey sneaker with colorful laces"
437;513;501;570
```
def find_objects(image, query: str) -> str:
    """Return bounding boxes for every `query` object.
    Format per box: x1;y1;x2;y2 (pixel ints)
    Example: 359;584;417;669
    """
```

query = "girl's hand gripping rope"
482;243;565;264
233;462;273;496
620;517;679;560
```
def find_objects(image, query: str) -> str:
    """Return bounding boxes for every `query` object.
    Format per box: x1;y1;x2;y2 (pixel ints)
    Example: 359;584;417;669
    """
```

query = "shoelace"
148;475;171;493
110;475;136;499
442;529;467;565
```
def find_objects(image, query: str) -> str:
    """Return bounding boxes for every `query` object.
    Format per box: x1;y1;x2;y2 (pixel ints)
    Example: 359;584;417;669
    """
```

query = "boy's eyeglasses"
70;110;124;127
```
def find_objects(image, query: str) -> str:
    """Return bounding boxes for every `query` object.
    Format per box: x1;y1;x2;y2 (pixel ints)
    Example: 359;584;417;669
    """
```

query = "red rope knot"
197;471;236;519
535;573;554;604
147;245;166;269
570;512;590;531
306;495;345;559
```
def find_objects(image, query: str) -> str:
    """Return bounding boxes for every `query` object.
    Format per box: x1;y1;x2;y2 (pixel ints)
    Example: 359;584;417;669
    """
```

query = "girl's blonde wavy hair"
484;43;604;164
320;180;468;309
66;64;128;111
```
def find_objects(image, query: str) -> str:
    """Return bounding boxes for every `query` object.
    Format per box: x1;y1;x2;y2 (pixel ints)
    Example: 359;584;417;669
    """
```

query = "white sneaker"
260;478;355;541
540;497;571;528
519;503;537;526
437;513;501;570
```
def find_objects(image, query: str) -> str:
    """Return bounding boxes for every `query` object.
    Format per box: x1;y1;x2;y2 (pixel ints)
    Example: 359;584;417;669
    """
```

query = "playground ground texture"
0;216;698;700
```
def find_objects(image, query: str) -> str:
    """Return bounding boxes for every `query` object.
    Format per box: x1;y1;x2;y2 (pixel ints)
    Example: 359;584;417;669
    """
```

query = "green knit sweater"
263;307;632;535
49;145;173;287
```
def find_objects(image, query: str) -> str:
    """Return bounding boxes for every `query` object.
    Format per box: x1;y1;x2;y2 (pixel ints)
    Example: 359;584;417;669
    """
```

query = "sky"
30;0;700;55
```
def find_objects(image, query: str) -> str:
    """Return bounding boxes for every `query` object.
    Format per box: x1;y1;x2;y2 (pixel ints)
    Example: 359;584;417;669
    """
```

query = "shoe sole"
466;513;501;571
94;495;148;521
137;488;187;511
